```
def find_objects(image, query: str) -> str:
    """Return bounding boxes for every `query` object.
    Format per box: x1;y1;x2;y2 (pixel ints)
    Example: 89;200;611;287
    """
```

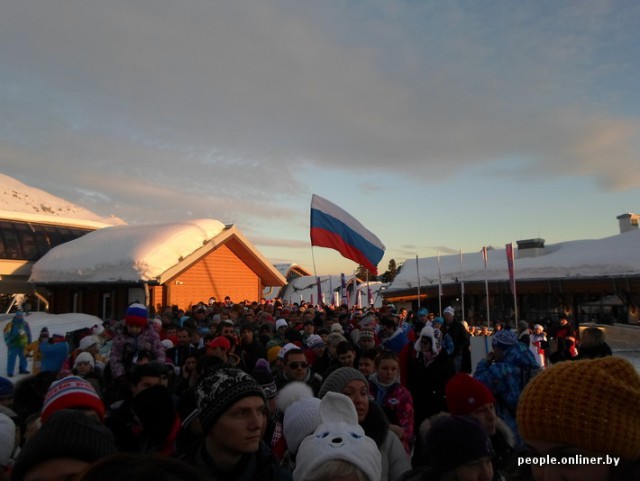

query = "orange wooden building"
29;220;286;321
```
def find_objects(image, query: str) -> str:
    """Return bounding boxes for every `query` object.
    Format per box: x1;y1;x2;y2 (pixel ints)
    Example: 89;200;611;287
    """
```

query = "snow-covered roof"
0;173;124;227
387;230;640;292
30;219;230;283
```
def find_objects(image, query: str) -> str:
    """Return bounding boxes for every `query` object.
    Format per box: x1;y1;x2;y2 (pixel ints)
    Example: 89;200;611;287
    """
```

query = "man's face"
207;396;266;457
338;350;355;367
283;353;308;381
444;313;454;324
303;323;314;335
240;329;254;344
470;403;497;436
177;330;190;346
221;325;235;338
127;325;142;336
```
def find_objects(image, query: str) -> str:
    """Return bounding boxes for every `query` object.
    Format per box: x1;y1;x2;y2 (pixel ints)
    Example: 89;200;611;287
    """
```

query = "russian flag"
310;194;385;275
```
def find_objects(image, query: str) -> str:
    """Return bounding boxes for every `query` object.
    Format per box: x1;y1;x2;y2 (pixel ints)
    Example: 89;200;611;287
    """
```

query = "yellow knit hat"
267;346;282;363
517;357;640;460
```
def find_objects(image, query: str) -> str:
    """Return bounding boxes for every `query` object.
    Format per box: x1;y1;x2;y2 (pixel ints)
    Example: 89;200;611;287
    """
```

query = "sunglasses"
288;362;308;369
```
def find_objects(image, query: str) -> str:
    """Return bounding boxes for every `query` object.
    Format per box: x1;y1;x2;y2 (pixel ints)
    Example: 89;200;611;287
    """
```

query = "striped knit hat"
41;376;105;422
517;357;640;460
196;367;266;434
125;303;148;327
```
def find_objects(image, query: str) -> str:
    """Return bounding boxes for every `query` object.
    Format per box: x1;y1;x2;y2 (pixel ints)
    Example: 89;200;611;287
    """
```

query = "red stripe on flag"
311;227;379;274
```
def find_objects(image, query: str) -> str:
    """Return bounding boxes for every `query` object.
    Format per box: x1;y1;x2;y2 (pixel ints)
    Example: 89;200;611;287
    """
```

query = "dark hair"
374;350;398;368
130;364;162;385
336;341;355;356
284;348;306;364
358;349;379;363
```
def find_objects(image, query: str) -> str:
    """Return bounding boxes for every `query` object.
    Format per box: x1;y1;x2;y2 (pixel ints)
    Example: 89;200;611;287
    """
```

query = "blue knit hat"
492;329;518;349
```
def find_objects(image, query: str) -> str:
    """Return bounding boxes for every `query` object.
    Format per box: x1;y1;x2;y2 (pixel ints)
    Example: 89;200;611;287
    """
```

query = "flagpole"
416;255;421;309
437;250;443;316
506;243;518;322
483;246;490;328
459;249;465;322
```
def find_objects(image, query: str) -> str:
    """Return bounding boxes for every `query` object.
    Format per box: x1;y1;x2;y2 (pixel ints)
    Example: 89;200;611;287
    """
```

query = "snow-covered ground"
0;311;102;379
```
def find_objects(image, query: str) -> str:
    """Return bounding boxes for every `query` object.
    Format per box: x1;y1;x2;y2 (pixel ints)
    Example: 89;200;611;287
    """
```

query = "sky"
1;1;639;275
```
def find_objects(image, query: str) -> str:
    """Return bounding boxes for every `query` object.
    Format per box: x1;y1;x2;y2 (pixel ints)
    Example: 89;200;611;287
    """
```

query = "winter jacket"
110;325;165;378
369;373;415;454
473;342;540;448
188;440;292;481
3;317;31;348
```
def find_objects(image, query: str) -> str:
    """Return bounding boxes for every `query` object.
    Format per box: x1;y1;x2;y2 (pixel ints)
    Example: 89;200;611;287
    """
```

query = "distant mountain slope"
0;173;125;226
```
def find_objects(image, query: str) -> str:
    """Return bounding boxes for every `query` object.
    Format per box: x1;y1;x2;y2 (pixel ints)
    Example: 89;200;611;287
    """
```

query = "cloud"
1;0;639;229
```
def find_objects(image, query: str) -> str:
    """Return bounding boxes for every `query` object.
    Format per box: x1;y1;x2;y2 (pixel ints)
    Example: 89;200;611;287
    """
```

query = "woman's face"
525;439;612;481
342;380;369;423
184;357;197;372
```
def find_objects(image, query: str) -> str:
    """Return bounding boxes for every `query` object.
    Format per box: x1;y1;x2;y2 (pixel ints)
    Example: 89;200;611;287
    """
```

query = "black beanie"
196;367;266;435
426;415;494;476
11;410;116;481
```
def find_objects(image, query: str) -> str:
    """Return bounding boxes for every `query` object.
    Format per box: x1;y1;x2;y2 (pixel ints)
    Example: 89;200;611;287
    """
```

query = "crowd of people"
1;296;639;481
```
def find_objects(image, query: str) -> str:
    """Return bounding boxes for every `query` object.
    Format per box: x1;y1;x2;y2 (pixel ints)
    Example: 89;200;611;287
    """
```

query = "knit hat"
492;329;518;349
417;308;429;316
79;335;98;351
39;327;50;338
251;368;277;399
445;373;495;415
414;325;442;355
11;409;116;481
293;392;381;481
74;352;95;369
278;342;300;360
426;415;494;476
306;334;326;349
125;303;148;327
358;329;375;341
0;413;15;467
517;357;640;460
443;306;455;316
0;377;13;398
318;367;369;399
41;376;105;423
196;367;266;435
277;382;321;455
330;323;344;334
267;346;282;363
276;318;288;330
161;339;174;350
432;316;444;326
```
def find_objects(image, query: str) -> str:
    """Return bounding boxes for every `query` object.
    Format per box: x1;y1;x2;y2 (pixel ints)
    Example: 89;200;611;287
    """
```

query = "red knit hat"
41;376;105;422
445;373;495;415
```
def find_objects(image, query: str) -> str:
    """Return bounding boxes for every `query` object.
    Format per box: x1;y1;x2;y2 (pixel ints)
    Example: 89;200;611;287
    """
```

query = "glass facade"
0;220;93;261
